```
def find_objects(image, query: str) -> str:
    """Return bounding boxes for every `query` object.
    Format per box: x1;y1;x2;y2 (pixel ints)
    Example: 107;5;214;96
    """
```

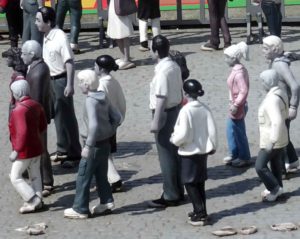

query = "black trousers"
185;182;207;217
5;0;23;47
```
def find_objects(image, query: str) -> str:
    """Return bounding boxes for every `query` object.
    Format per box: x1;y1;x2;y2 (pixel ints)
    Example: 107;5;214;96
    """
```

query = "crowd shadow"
114;141;153;158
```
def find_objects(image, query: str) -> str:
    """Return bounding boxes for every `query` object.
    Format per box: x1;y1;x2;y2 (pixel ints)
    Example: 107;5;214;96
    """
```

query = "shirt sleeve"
233;72;249;107
59;32;74;64
170;109;190;146
9;110;27;153
155;71;168;97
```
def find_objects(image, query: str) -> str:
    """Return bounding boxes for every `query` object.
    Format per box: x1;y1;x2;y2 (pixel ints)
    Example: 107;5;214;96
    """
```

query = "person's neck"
44;27;52;37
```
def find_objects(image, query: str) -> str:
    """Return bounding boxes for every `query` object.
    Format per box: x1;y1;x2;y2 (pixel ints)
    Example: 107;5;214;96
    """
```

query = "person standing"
64;69;121;219
170;79;217;226
256;69;288;202
21;0;43;44
261;0;282;37
35;6;81;168
9;80;47;213
262;36;300;173
201;0;231;51
223;42;251;167
148;35;184;208
21;40;54;196
55;0;82;54
138;0;161;51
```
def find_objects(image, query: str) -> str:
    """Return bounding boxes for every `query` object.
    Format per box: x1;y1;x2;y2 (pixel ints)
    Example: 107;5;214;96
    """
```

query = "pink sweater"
227;64;249;119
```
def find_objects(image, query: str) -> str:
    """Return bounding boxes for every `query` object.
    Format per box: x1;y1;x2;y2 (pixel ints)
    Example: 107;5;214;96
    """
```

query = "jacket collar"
29;59;43;70
232;63;244;71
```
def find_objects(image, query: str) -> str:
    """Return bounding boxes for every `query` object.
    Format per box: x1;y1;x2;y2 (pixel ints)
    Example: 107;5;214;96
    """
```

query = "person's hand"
64;85;74;97
9;150;18;162
81;146;90;158
150;112;167;133
265;142;274;152
230;104;238;115
288;106;297;120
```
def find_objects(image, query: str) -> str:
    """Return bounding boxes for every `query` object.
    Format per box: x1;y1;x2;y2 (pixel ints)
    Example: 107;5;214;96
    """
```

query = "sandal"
270;222;297;231
239;226;257;235
212;226;237;237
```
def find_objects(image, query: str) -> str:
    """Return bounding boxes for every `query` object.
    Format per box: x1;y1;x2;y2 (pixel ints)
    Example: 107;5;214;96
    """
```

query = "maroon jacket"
9;96;47;159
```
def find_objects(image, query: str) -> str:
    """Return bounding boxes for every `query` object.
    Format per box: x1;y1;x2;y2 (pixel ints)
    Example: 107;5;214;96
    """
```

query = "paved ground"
1;26;300;238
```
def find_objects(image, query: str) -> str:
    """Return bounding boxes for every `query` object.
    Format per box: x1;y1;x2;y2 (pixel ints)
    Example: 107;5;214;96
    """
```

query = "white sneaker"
91;202;115;215
118;60;136;70
260;189;270;198
223;156;234;165
262;187;283;202
19;196;42;214
64;208;88;219
285;160;299;173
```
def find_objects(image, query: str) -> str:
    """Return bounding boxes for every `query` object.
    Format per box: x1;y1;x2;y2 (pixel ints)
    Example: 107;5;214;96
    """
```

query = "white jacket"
170;100;218;156
258;86;288;149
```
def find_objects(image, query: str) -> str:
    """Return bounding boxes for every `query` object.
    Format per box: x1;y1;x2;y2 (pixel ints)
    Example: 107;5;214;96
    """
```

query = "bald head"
21;40;42;65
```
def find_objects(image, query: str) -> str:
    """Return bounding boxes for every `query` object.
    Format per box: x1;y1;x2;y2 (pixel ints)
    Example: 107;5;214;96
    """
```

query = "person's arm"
64;59;75;97
10;110;27;156
274;62;299;120
231;72;249;115
82;98;98;158
170;109;189;146
150;96;167;133
206;108;218;154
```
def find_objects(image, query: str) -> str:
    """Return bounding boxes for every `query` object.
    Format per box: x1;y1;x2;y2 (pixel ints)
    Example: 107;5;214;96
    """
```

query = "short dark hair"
152;35;170;58
37;6;56;28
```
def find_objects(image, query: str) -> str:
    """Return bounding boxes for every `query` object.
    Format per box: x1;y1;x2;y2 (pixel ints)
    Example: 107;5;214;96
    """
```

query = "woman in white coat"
170;79;217;226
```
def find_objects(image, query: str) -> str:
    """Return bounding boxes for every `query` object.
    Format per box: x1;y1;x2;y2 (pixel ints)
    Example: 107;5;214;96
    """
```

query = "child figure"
256;69;288;202
95;55;126;192
9;80;47;213
64;70;121;219
223;42;251;167
170;79;217;226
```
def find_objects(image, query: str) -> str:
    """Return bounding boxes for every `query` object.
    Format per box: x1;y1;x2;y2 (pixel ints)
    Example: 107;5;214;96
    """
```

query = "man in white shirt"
148;35;184;208
35;6;81;168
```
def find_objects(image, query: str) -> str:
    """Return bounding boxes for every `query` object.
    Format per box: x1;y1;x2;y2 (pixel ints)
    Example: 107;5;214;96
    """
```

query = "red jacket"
0;0;7;8
9;96;47;159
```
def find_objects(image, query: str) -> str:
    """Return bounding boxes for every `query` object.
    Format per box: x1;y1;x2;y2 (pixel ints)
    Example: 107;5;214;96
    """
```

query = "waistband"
50;72;67;80
151;104;180;114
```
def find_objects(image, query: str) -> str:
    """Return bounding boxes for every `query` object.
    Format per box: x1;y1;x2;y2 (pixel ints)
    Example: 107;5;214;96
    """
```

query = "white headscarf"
224;41;249;61
10;80;30;100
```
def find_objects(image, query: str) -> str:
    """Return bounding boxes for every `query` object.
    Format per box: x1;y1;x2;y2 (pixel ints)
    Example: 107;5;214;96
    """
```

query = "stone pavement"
1;26;300;238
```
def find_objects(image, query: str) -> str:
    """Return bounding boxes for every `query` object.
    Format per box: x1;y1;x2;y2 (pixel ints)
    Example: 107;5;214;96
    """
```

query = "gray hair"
10;80;30;100
263;35;284;55
22;40;42;59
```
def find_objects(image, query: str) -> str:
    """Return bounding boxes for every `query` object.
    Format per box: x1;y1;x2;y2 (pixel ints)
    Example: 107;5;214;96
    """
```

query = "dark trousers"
154;107;183;201
56;0;82;44
22;0;43;44
40;131;54;187
185;182;207;217
5;0;23;47
284;119;298;166
72;143;113;214
51;77;81;158
261;1;282;37
255;148;283;192
207;0;231;47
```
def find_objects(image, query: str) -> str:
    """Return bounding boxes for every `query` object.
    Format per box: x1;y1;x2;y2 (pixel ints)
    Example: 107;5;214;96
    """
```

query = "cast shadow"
122;173;163;192
74;58;95;70
208;186;300;224
114;141;153;158
52;163;79;176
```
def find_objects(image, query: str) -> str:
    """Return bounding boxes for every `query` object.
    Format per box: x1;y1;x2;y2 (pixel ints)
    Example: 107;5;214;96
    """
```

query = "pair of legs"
226;117;251;161
10;156;42;202
207;0;231;48
115;38;131;62
261;1;282;37
56;0;82;48
72;143;113;214
5;0;23;48
182;154;208;218
154;108;183;201
51;77;81;160
255;148;283;193
22;0;43;44
138;18;161;48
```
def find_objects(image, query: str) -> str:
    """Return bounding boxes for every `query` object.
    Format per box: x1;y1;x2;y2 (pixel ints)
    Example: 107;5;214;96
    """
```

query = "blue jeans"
261;1;282;37
72;142;113;214
255;148;283;192
226;118;251;160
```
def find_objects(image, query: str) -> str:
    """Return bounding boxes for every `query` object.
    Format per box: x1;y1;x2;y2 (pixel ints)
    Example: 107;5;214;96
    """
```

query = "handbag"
114;0;137;16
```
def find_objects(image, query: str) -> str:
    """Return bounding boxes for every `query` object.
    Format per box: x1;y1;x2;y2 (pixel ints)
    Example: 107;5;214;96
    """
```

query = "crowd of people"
2;0;299;228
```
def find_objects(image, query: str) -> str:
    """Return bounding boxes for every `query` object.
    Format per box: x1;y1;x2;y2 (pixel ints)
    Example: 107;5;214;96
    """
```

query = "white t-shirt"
149;57;182;110
43;28;74;77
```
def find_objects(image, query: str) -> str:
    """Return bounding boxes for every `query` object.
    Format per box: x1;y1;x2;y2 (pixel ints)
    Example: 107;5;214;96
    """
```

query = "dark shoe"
231;158;250;168
188;214;208;226
139;41;149;51
111;180;123;193
147;197;180;208
200;42;219;51
50;151;68;162
42;185;54;197
61;160;79;169
188;211;196;219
